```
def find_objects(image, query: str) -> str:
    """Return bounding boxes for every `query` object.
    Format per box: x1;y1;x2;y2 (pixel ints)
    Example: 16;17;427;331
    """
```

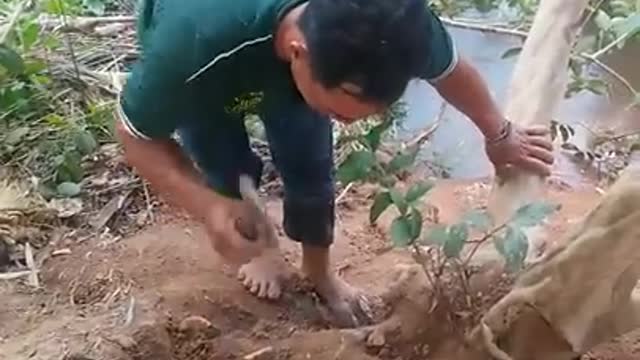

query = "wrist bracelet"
486;119;512;145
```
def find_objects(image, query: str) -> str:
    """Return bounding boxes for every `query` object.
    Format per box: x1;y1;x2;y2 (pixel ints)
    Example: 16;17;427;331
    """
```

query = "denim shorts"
176;101;335;247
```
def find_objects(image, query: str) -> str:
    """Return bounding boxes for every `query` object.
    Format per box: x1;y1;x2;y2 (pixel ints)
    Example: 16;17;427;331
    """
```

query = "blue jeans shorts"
177;102;335;247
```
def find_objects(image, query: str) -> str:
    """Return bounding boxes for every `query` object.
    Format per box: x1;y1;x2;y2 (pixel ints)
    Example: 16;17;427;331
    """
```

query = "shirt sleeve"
118;5;248;140
417;8;459;84
118;15;201;140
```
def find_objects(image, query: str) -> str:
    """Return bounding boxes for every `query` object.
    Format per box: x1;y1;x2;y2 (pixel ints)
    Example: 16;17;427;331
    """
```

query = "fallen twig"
335;183;354;205
52;248;72;256
38;15;135;32
244;346;274;360
25;243;39;288
0;270;35;280
142;181;155;223
90;190;132;230
124;296;136;326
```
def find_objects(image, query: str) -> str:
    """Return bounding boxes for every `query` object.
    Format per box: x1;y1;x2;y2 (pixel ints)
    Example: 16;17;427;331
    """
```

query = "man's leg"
261;102;371;327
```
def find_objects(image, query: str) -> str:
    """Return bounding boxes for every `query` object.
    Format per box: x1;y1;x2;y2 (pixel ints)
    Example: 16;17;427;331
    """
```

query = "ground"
1;177;639;360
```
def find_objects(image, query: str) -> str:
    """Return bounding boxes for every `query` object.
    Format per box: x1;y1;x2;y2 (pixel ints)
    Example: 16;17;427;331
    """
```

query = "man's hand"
204;175;278;265
205;197;271;264
432;58;554;177
116;123;274;265
485;121;554;177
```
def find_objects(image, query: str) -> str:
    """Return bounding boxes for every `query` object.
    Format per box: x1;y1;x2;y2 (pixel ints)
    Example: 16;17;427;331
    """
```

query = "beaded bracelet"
485;119;512;145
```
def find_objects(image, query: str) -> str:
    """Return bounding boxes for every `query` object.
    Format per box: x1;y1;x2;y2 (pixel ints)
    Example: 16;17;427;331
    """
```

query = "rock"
178;315;220;338
366;330;386;347
111;334;137;350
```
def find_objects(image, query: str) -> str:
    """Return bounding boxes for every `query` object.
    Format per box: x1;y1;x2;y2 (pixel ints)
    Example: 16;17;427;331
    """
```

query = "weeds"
1;0;123;199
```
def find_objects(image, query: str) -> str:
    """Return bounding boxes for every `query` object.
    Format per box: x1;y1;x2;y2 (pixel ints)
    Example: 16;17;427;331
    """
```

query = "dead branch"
37;14;135;33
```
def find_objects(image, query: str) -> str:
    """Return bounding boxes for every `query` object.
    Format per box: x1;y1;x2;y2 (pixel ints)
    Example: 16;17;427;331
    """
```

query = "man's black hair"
297;0;432;105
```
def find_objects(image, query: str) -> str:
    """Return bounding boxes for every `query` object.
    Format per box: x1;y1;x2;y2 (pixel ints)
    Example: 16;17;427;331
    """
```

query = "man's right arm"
114;121;228;222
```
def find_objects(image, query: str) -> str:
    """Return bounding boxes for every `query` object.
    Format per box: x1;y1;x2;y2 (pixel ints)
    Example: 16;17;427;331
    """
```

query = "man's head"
284;0;431;123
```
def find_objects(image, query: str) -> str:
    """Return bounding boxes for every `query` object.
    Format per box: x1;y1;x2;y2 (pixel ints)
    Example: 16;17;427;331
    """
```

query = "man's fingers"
524;126;551;137
526;146;554;165
527;137;554;151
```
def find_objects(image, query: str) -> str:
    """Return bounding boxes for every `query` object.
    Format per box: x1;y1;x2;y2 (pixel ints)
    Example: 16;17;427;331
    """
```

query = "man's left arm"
433;57;554;177
418;8;553;176
433;57;505;143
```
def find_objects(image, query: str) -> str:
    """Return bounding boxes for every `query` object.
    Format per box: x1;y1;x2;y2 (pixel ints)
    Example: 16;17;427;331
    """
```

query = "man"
115;0;554;327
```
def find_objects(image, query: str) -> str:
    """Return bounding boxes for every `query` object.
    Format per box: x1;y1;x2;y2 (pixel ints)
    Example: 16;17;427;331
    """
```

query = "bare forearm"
434;57;505;140
115;123;225;221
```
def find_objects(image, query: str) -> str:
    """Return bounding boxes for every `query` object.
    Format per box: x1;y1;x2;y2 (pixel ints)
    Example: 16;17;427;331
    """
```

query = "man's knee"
175;126;263;199
283;194;335;247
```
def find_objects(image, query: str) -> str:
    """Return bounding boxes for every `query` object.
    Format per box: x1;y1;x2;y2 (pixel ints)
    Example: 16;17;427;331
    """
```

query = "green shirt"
119;0;458;140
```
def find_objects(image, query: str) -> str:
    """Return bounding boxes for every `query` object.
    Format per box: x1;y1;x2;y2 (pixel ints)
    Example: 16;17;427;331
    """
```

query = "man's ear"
289;41;308;61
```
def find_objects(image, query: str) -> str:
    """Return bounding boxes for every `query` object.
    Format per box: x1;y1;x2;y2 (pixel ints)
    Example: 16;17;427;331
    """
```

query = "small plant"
336;103;560;296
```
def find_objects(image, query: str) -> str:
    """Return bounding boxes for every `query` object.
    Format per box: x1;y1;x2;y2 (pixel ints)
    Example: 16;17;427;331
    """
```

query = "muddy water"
400;24;639;186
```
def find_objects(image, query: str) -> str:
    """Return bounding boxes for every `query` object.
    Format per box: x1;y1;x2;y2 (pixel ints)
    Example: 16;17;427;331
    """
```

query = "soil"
1;177;638;360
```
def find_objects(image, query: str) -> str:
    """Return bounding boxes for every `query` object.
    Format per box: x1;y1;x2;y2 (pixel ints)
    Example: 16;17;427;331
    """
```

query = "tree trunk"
486;0;589;223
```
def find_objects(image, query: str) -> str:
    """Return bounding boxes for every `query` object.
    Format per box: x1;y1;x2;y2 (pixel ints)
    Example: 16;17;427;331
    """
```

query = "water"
399;24;639;185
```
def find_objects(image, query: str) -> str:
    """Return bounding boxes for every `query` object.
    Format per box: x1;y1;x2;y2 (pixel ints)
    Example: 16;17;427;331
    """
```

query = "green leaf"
337;150;375;184
501;47;522;59
57;182;82;197
21;22;40;51
4;126;30;145
0;44;25;75
405;180;434;204
388;147;419;174
370;191;392;224
503;226;529;272
408;208;423;240
595;10;613;31
74;130;98;155
443;223;468;258
363;120;393;151
511;201;560;228
24;60;47;76
44;0;65;14
493;234;506;256
462;209;493;232
56;150;84;183
613;14;640;38
391;216;413;247
389;187;408;215
423;225;449;246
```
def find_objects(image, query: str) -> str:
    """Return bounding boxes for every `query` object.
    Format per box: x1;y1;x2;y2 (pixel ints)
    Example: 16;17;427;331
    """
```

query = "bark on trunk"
486;0;589;223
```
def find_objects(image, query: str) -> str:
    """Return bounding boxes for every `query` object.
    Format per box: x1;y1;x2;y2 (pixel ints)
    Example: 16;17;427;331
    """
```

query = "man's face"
288;42;384;124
